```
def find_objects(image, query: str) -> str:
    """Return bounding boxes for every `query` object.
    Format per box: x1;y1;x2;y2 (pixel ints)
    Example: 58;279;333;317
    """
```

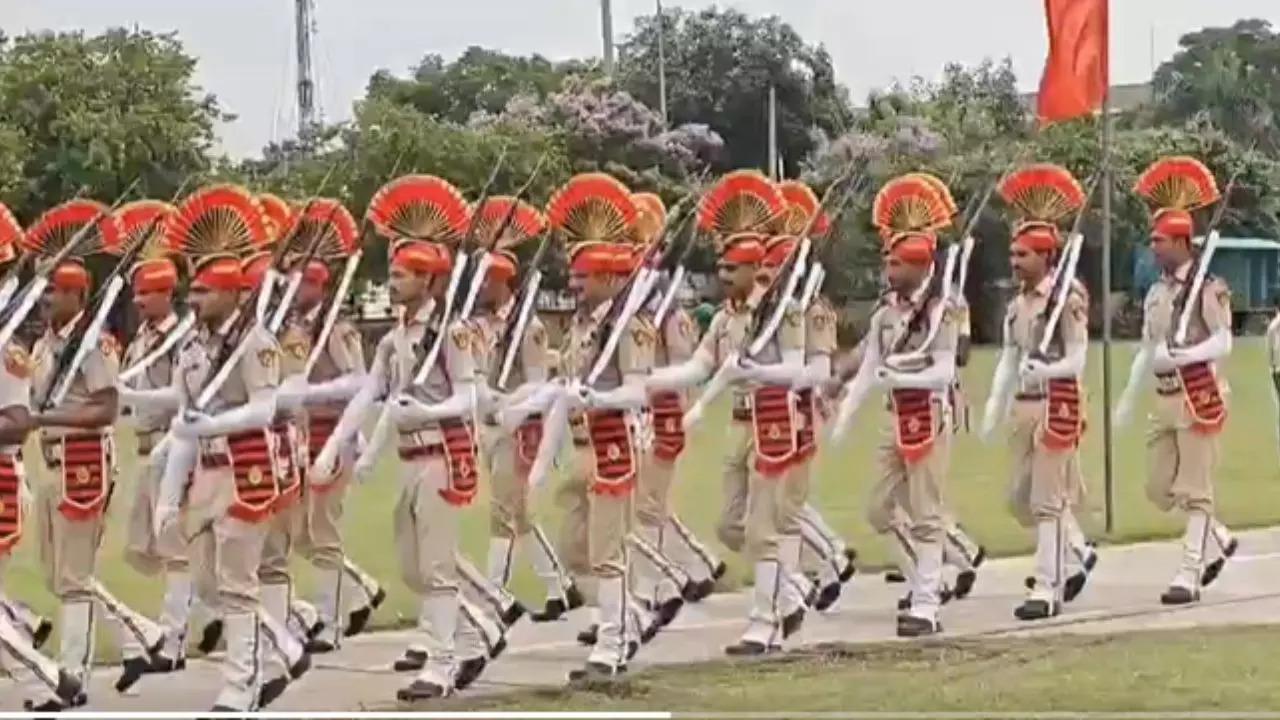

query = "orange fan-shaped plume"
23;199;125;258
871;175;953;236
997;164;1086;223
545;173;638;245
630;192;667;246
116;200;177;261
366;175;471;245
776;181;831;237
904;173;959;217
163;185;273;259
1134;156;1220;211
258;193;294;244
288;198;361;261
697;170;785;236
474;196;545;252
0;203;22;264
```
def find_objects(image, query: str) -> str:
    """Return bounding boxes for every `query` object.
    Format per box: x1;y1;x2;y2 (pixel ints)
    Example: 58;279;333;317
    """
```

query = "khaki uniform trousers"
483;426;534;538
298;471;351;570
187;467;269;615
124;456;188;576
554;445;632;603
393;455;460;597
34;470;107;602
1006;399;1080;526
716;420;753;553
259;497;302;587
867;419;950;545
635;454;676;528
1145;393;1218;515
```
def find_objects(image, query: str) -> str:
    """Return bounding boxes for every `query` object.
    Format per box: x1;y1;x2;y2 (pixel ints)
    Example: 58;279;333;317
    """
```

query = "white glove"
18;477;33;518
352;446;378;483
1112;391;1136;429
311;442;338;481
275;374;310;412
388;394;434;426
979;400;1001;442
1019;358;1050;383
681;403;704;432
1151;341;1175;373
154;502;179;539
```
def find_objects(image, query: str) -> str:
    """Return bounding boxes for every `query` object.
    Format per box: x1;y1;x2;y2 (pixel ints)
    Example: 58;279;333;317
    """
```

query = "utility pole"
601;0;615;75
294;0;318;137
656;0;667;126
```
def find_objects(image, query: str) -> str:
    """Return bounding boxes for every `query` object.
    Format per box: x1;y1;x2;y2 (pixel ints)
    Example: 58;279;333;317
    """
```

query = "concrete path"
8;527;1280;711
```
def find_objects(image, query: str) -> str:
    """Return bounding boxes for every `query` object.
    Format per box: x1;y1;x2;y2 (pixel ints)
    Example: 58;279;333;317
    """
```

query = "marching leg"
341;558;386;638
1015;516;1065;620
306;568;343;652
457;554;525;628
0;593;52;650
0;612;82;711
898;539;943;637
1201;517;1238;587
1060;510;1097;601
627;530;690;626
942;519;985;600
92;578;167;693
664;514;726;597
524;526;583;620
256;582;312;708
1162;509;1210;605
453;594;501;691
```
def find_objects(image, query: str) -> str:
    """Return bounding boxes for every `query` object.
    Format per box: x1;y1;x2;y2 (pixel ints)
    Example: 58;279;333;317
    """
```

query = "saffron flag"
1037;0;1109;125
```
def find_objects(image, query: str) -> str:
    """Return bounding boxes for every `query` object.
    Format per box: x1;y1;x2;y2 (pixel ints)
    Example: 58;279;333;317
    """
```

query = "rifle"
407;149;509;388
305;151;409;366
1170;170;1239;347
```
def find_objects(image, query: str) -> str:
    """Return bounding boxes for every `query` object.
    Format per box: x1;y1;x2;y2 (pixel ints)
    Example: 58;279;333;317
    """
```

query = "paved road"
8;527;1280;711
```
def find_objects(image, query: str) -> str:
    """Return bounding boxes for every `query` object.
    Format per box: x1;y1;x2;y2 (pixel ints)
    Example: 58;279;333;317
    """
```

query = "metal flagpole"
601;0;615;75
767;84;778;179
1101;83;1115;534
656;0;668;127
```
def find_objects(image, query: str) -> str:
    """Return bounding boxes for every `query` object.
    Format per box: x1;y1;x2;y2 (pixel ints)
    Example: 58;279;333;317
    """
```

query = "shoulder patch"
784;307;803;328
4;346;29;379
451;325;471;352
257;347;279;368
630;320;656;348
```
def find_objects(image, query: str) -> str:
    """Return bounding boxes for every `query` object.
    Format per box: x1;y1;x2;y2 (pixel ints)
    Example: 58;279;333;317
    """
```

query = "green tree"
0;28;227;220
1151;19;1280;148
618;7;853;175
366;46;595;125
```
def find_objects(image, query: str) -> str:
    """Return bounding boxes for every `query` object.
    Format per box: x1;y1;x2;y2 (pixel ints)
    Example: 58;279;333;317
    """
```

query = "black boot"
500;602;527;627
884;569;907;583
529;598;569;622
838;548;858;583
781;607;805;639
392;648;428;672
813;581;842;611
576;624;598;646
1064;570;1090;602
953;568;978;600
688;578;716;602
1201;537;1239;587
1160;585;1199;605
115;655;154;693
896;614;941;637
32;617;53;650
345;587;388;637
454;656;488;690
54;670;83;706
396;679;449;702
724;639;777;656
568;661;626;682
196;619;223;654
306;637;337;654
1014;598;1060;621
257;676;291;708
655;596;684;627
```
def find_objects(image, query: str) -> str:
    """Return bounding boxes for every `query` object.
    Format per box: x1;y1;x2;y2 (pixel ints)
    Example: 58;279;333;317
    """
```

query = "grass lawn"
5;338;1280;651
449;624;1280;712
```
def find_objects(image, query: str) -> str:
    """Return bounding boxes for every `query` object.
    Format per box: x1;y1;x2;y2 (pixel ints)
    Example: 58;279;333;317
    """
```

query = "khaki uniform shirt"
476;298;548;391
868;292;959;396
173;317;281;455
0;343;32;454
1142;262;1231;394
122;313;182;433
1266;312;1280;372
290;309;365;419
1004;276;1088;396
32;314;119;441
369;301;475;444
562;300;655;439
692;299;757;415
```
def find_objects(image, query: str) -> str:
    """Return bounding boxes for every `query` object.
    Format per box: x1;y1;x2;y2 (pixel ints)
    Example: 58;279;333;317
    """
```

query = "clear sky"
3;1;1277;158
